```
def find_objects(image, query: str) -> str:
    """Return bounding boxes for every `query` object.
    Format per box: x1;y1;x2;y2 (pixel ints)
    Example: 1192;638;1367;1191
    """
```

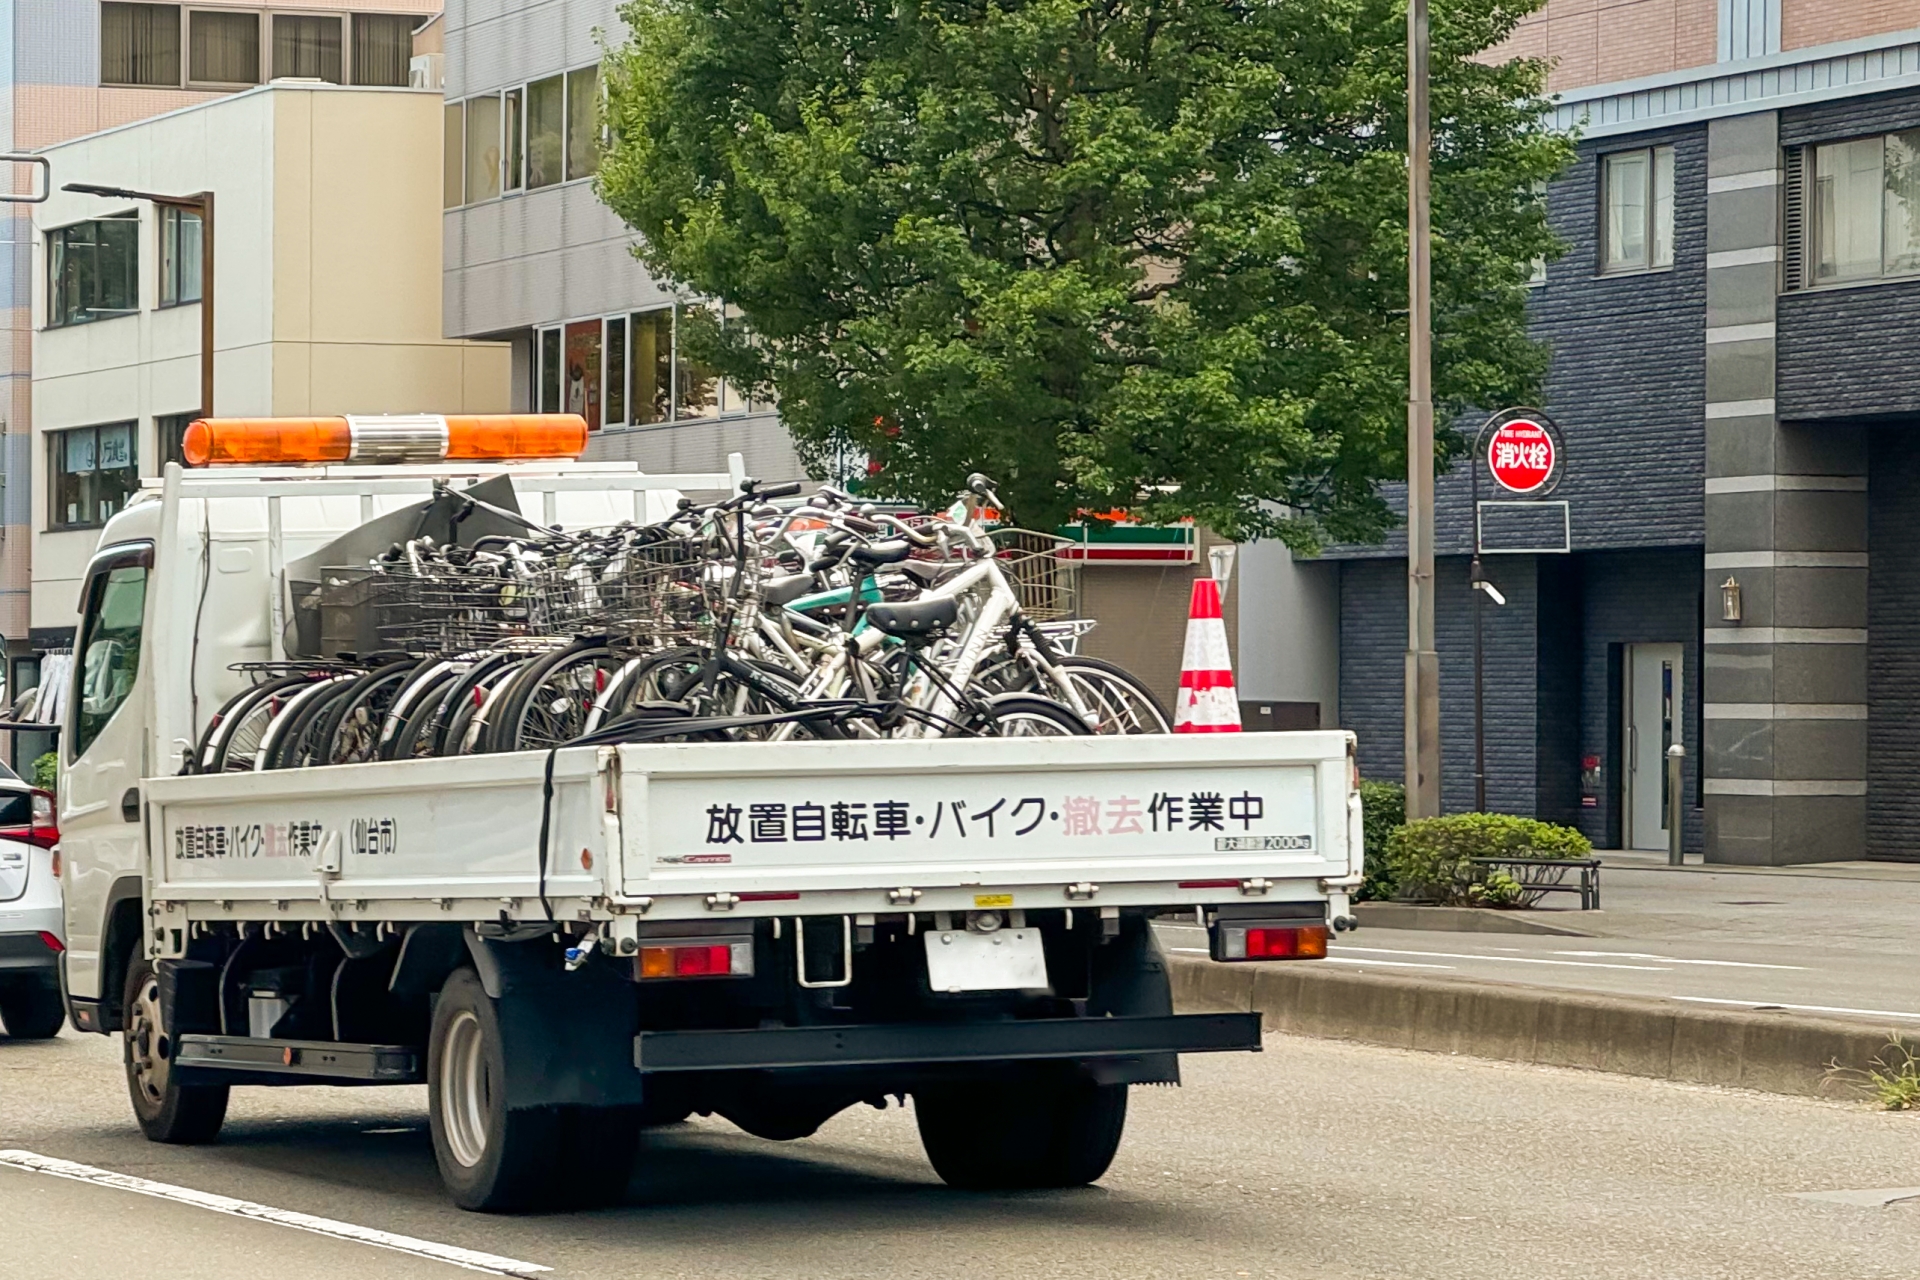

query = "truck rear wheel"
428;967;562;1212
123;960;228;1144
0;983;66;1039
914;1071;1128;1190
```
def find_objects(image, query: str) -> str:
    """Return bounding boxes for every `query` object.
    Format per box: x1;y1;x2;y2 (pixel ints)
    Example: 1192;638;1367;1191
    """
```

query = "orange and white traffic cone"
1173;575;1240;733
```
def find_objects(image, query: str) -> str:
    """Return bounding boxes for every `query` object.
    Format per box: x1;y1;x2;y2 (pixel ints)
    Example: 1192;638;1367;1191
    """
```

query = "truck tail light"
0;789;59;849
181;414;589;466
1214;923;1328;962
636;938;754;980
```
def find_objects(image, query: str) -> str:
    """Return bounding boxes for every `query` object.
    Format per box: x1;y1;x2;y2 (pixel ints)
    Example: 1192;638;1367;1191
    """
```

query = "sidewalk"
1161;853;1920;1096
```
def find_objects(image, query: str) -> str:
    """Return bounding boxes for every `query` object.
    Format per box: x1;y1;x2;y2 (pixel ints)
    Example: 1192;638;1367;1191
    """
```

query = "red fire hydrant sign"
1486;418;1555;494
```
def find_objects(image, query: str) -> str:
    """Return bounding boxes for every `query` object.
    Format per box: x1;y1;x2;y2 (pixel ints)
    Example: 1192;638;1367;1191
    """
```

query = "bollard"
1666;743;1686;866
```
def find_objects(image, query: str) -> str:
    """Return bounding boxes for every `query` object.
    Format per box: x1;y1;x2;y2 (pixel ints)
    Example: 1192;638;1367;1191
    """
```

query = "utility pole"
1404;0;1441;818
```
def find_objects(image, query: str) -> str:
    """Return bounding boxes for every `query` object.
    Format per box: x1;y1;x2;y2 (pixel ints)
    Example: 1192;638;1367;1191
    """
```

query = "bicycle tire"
382;667;461;761
376;659;460;759
198;674;309;773
427;651;527;758
972;693;1093;738
977;654;1171;735
488;645;618;753
447;660;535;756
316;660;421;766
253;677;355;771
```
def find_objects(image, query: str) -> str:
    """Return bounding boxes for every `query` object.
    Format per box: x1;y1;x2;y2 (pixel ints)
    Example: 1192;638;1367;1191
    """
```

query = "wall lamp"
1721;576;1742;623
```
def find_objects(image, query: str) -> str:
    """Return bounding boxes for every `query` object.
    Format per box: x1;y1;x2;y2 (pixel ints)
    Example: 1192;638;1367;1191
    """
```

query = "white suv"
0;773;64;1040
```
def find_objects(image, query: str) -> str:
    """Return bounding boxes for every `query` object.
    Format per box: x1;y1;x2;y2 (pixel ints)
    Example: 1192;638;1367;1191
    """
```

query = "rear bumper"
633;1012;1262;1073
0;912;62;978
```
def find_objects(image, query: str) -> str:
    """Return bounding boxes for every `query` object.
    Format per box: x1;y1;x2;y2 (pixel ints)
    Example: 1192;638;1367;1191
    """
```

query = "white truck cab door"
60;541;155;1006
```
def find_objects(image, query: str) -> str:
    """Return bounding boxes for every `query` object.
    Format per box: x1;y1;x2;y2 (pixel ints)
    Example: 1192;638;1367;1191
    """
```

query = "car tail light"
37;931;63;953
1214;922;1329;962
635;937;754;980
0;789;58;849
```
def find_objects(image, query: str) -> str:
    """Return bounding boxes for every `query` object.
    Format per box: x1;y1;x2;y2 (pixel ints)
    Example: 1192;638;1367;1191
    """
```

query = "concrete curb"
1169;956;1893;1099
1353;902;1595;936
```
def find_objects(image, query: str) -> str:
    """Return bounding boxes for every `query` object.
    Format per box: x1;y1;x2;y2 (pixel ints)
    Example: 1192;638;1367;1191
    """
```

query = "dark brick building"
1325;22;1920;864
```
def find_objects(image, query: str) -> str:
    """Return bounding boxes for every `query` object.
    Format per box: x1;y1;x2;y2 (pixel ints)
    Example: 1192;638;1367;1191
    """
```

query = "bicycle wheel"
980;654;1170;735
447;660;536;755
427;651;526;758
489;645;619;753
316;660;421;766
383;667;461;760
375;660;459;759
973;693;1092;738
254;677;357;770
198;675;307;773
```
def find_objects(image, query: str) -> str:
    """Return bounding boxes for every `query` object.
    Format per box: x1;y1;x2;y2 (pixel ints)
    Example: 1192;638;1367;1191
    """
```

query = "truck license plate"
924;927;1048;993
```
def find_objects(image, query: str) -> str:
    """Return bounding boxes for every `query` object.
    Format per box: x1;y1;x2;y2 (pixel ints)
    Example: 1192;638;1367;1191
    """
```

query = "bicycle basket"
319;564;551;657
538;539;706;644
993;529;1079;622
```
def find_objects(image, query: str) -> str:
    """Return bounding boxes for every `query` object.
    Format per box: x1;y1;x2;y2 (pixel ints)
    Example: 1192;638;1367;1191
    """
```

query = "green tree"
600;0;1571;546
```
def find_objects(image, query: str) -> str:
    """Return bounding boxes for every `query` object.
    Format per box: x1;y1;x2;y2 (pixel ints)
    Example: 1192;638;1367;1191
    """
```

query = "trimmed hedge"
1356;780;1406;902
1385;812;1592;907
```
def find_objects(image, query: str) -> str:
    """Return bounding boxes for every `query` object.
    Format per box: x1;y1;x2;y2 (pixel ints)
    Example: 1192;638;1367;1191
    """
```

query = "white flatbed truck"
55;435;1363;1211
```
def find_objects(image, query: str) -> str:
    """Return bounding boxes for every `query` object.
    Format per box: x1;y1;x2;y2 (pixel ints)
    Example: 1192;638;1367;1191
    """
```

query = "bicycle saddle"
847;539;913;568
864;597;958;637
762;573;816;607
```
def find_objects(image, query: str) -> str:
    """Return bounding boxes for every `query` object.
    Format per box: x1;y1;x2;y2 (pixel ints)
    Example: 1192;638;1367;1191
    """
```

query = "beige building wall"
30;84;506;633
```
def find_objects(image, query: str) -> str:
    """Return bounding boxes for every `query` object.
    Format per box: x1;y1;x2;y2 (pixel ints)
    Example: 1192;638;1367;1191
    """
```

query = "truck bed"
145;731;1361;926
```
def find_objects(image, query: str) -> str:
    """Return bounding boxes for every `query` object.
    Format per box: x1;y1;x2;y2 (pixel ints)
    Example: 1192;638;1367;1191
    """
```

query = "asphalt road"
7;1026;1920;1279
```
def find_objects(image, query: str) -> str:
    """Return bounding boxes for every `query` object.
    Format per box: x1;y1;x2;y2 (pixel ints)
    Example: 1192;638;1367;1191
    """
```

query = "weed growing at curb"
1826;1035;1920;1110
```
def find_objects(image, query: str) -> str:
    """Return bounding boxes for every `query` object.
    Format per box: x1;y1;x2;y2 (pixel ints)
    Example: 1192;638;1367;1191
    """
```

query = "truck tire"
915;1071;1128;1190
123;960;228;1144
427;967;563;1212
0;983;66;1039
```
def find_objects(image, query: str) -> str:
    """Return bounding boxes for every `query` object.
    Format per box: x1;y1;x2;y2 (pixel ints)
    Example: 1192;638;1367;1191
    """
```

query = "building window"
567;65;601;182
539;328;562;413
1808;131;1920;286
159;206;203;307
605;315;628;426
102;2;182;87
504;87;525;193
188;8;258;84
465;94;502;205
1601;145;1674;273
443;102;463;209
630;310;671;423
676;304;722;419
526;75;565;190
48;216;140;329
351;13;414;87
51;424;139;531
157;412;197;468
272;13;343;83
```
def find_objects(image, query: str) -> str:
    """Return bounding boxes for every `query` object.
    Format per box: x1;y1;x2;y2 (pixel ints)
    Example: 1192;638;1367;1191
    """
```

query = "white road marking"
0;1151;549;1276
1554;950;1807;970
1329;945;1671;972
1674;996;1920;1023
1168;947;1455;970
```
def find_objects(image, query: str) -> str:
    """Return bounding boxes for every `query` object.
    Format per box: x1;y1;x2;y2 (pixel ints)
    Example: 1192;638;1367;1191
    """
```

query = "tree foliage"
600;0;1572;545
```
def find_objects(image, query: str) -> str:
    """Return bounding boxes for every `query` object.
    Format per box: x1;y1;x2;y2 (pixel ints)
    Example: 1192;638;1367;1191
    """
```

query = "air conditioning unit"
410;53;443;90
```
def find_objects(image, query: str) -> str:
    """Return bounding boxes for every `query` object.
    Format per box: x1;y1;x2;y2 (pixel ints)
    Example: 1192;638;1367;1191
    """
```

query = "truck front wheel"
914;1071;1128;1190
123;960;228;1144
428;967;562;1212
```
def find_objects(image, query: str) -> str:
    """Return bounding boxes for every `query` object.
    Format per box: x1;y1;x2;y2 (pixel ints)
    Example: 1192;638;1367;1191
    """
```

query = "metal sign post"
1469;408;1566;812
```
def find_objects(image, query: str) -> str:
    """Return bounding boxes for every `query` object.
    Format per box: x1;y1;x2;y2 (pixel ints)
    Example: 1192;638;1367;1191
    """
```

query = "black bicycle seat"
848;539;913;568
865;597;958;637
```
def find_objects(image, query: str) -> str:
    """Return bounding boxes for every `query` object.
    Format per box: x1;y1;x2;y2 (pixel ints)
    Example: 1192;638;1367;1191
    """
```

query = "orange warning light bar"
181;414;590;467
